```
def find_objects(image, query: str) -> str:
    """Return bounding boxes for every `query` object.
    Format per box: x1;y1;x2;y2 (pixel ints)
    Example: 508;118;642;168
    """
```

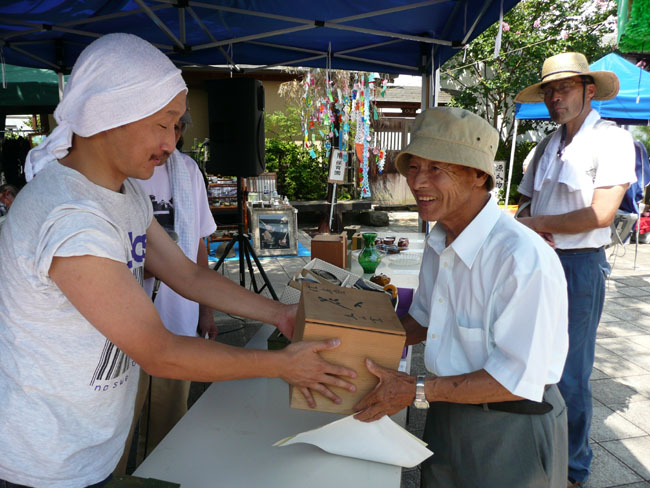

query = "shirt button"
438;297;444;303
430;333;436;339
443;262;449;268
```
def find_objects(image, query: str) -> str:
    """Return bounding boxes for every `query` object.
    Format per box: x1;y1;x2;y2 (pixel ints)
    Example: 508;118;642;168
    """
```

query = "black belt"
556;246;603;255
472;385;553;415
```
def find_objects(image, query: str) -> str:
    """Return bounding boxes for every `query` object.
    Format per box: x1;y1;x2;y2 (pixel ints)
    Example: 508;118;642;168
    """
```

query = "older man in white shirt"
354;107;569;488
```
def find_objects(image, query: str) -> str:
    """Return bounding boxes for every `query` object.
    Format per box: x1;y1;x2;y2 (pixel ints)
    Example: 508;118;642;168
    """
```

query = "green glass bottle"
358;232;382;273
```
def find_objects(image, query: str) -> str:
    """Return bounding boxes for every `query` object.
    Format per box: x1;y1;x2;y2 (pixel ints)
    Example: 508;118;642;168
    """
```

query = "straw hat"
395;107;499;190
515;52;619;103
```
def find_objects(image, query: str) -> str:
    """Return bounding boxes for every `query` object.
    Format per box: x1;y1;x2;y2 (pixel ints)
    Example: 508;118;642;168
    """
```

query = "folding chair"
615;140;650;268
608;210;639;250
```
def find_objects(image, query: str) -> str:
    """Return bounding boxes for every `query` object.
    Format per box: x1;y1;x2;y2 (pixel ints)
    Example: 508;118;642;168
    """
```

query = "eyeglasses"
540;80;583;98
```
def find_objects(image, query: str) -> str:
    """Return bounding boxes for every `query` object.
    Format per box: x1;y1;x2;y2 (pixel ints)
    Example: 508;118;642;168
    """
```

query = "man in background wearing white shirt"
515;52;636;488
115;107;219;473
354;107;569;487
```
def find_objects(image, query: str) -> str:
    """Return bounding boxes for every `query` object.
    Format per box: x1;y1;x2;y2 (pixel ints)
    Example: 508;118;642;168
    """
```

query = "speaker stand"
212;176;278;300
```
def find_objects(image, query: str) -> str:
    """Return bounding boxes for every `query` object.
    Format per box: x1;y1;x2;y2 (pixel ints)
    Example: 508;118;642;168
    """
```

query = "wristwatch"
413;375;429;409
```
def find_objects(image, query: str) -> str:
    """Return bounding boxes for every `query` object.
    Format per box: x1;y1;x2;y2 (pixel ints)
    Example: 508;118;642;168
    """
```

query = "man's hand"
517;217;556;248
539;232;556;249
353;359;416;422
401;314;427;346
278;339;357;408
197;305;218;339
274;303;298;341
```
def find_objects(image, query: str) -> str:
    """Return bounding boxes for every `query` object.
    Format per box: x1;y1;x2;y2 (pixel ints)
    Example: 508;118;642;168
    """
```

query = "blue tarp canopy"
0;1;520;76
515;53;650;124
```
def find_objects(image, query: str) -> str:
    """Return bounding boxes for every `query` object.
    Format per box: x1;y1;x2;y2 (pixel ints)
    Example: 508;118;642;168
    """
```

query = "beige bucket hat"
515;52;619;103
395;107;499;190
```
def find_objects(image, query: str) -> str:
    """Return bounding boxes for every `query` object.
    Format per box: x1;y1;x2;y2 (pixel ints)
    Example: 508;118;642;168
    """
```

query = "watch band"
413;375;429;409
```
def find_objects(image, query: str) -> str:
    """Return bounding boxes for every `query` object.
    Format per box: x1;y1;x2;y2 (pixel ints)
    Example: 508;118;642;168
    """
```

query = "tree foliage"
443;0;617;142
265;136;329;201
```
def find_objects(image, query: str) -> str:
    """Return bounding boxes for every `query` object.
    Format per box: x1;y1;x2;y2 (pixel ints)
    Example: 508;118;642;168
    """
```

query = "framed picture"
250;207;298;257
28;133;47;148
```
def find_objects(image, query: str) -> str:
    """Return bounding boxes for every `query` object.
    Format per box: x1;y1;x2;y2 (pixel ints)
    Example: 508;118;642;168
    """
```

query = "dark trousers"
421;384;568;487
0;475;112;488
557;248;608;483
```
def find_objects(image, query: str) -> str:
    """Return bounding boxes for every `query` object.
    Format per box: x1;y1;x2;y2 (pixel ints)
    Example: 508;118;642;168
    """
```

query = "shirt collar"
427;196;500;268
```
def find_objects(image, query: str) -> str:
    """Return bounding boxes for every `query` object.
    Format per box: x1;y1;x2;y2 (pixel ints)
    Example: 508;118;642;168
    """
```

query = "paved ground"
185;211;650;488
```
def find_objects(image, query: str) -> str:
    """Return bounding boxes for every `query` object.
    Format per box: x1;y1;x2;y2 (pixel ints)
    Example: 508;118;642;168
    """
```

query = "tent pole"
328;183;337;231
432;65;440;108
57;72;65;101
504;118;518;210
635;147;643;269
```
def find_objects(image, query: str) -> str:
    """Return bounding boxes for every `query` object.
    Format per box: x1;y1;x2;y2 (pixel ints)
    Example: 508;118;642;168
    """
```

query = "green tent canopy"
618;0;650;53
0;64;67;113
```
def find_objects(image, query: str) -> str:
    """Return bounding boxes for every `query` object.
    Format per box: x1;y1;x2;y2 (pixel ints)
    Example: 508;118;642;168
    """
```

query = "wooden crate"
311;232;347;268
290;281;405;414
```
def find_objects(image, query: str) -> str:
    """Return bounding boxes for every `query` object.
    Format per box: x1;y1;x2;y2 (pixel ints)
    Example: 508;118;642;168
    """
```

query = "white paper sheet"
273;414;433;468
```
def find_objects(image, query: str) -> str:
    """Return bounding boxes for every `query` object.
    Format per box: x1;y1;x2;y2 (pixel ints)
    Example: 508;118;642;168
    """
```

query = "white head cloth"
24;33;187;181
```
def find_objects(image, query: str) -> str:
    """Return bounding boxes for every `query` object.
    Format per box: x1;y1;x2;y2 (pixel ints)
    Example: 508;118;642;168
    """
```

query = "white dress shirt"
518;109;636;249
409;197;569;401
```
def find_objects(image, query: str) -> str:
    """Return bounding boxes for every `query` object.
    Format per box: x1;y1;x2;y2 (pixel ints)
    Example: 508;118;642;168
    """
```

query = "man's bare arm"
49;253;356;406
517;185;628;235
354;361;521;422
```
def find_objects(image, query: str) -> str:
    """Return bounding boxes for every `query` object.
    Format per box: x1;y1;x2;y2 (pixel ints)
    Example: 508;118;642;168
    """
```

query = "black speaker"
206;78;265;177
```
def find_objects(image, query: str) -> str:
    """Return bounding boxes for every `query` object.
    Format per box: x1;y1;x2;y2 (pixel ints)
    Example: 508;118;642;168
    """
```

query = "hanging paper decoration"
377;150;386;173
360;76;371;198
298;69;388;198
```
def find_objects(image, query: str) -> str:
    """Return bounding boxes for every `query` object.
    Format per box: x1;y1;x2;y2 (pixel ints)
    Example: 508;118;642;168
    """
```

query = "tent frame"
0;0;504;76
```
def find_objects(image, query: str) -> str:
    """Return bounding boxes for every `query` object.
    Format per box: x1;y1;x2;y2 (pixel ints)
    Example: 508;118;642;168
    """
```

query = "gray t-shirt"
0;162;152;487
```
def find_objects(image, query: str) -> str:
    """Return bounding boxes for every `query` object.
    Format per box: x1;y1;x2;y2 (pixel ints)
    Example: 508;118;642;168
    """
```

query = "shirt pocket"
450;324;487;374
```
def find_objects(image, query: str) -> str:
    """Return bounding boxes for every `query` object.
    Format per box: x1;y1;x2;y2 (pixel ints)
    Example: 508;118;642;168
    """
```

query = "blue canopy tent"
0;0;520;79
1;0;522;230
507;52;650;265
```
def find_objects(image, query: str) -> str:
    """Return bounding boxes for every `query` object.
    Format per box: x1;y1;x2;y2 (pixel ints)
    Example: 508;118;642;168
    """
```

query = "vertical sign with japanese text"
328;149;346;184
493;160;505;195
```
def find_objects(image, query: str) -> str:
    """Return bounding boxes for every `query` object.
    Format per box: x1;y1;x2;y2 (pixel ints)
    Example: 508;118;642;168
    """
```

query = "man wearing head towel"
0;34;355;488
515;52;636;487
354;107;569;487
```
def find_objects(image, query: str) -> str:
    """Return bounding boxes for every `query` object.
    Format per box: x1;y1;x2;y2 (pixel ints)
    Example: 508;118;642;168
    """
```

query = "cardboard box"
311;232;347;268
351;232;364;250
290;281;405;414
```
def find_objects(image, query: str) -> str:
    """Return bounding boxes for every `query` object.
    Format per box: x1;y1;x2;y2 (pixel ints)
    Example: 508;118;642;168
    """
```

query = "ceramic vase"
359;232;382;273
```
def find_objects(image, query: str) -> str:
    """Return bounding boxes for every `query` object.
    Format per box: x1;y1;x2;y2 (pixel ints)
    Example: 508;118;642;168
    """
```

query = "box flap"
301;281;405;336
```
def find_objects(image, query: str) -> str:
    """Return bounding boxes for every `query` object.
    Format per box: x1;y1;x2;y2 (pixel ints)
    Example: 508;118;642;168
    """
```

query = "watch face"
414;399;429;409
